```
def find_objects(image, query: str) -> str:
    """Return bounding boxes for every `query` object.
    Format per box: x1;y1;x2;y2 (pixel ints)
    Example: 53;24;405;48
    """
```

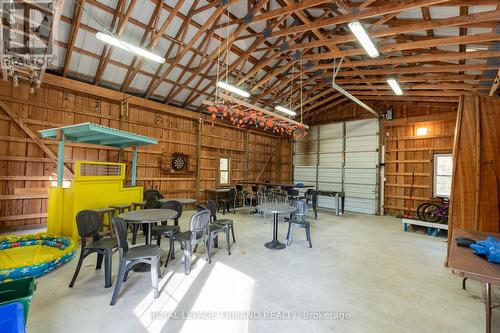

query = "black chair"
167;210;211;274
234;184;245;207
144;189;164;201
152;201;182;264
286;200;312;248
207;199;235;255
219;188;236;214
195;204;225;254
69;210;118;288
287;189;300;202
110;216;161;305
132;195;160;245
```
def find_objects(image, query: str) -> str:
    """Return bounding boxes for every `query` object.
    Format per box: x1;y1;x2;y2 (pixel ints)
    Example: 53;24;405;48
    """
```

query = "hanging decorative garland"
206;2;308;139
206;101;308;138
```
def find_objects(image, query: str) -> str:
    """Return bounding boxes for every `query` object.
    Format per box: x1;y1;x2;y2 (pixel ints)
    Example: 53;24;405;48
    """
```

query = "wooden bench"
400;217;448;237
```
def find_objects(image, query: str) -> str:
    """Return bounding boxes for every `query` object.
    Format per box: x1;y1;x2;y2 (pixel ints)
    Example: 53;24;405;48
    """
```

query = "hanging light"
387;78;403;95
216;81;250;98
348;21;379;58
95;32;165;63
275;105;296;116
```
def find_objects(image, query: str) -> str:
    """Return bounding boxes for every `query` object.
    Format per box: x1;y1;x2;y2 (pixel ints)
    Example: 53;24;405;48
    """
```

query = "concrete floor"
25;210;499;333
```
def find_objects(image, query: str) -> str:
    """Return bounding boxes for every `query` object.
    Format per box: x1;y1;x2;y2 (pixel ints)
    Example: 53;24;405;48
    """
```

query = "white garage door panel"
319;123;343;139
346;119;378;136
294;141;317;154
344;168;377;185
318;167;342;180
319;153;342;167
344;184;377;199
318;183;342;192
344;198;377;214
295;126;318;141
346;135;378;152
319;138;342;153
294;167;316;182
345;152;378;168
293;119;379;215
293;154;317;166
318;195;342;209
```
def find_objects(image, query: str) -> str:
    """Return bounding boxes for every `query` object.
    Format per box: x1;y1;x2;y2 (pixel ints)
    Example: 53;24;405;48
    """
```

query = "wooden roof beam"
120;0;186;92
62;0;85;77
276;9;500;52
301;33;500;61
266;0;452;38
94;0;137;85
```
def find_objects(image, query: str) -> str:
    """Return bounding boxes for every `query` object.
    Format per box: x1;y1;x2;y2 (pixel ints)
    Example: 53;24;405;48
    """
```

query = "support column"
131;144;138;186
195;119;202;201
57;132;65;187
244;130;249;182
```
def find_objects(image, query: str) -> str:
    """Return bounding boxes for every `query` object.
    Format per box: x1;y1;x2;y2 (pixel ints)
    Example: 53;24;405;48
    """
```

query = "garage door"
317;123;343;209
344;119;379;214
293;125;317;189
293;119;379;214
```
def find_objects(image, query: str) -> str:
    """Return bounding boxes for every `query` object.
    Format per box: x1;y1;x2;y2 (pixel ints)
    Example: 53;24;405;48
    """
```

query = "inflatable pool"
0;233;77;282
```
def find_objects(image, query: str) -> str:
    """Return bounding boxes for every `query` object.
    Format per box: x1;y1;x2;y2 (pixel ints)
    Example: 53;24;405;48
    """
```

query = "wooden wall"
306;99;459;216
0;78;291;231
449;95;500;233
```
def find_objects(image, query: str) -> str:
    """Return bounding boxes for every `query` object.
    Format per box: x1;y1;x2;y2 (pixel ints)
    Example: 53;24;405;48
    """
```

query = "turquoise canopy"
39;123;157;186
39;122;157;147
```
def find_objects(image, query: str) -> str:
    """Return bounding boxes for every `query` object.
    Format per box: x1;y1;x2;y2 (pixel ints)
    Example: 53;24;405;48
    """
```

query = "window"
434;153;453;198
219;157;230;186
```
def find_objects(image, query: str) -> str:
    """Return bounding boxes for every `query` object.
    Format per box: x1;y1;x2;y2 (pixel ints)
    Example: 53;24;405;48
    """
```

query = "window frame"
218;156;231;187
433;152;453;198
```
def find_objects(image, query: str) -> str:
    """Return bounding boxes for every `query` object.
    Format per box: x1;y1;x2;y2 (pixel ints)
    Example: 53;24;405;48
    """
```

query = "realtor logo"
1;0;58;76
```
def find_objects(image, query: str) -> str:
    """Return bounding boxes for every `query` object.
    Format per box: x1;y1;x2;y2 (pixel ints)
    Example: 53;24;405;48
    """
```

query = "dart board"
171;153;187;171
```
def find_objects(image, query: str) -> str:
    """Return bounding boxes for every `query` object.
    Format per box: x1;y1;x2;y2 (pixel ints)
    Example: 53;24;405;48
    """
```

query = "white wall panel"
345;152;378;168
319;153;342;167
294;141;317;154
319;138;343;153
345;135;378;152
346;119;378;137
293;154;317;166
293;167;317;183
319;123;343;139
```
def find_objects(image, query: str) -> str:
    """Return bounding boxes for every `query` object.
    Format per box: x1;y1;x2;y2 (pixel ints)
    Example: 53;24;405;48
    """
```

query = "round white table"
257;203;297;250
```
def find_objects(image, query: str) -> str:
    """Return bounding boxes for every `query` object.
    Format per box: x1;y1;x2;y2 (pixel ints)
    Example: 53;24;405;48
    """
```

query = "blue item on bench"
0;303;26;333
469;236;500;264
295;183;304;188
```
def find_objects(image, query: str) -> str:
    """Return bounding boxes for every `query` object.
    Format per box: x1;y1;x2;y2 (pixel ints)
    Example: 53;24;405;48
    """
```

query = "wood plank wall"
449;95;500;233
0;79;291;231
307;100;459;216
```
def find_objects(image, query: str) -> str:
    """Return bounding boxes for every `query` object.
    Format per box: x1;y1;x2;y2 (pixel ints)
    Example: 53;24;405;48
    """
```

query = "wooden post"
57;131;65;187
244;130;249;182
195;119;202;201
118;101;126;162
131;144;138;186
474;95;481;230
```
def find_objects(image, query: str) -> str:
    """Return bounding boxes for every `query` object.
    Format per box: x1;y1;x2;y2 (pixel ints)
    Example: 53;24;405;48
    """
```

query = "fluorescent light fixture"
275;105;297;116
347;21;379;58
95;32;165;63
216;81;250;98
416;127;428;136
387;78;403;95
